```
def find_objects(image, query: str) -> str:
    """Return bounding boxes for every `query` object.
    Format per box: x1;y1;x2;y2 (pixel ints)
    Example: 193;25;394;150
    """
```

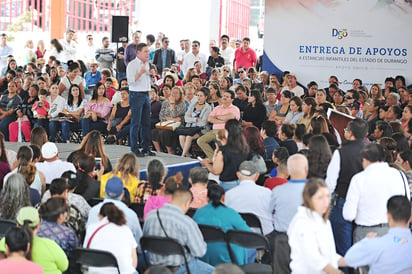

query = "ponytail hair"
99;202;126;226
20;221;34;260
207;184;225;208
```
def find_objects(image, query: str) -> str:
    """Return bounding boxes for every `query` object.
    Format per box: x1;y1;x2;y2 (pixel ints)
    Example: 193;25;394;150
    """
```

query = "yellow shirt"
100;172;140;203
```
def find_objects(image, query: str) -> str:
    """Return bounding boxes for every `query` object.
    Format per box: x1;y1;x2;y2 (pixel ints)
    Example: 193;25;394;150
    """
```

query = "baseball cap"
41;142;58;159
105;176;124;198
16;207;40;228
238;160;258;176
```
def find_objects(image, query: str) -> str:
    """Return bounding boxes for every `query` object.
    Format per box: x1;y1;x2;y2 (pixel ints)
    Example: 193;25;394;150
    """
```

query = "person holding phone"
75;153;103;202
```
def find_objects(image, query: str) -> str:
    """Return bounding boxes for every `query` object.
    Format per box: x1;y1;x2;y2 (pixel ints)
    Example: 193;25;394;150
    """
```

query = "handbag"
175;126;202;136
155;121;181;131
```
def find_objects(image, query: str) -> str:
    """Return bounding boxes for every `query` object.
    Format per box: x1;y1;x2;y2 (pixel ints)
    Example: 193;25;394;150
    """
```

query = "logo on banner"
332;29;348;39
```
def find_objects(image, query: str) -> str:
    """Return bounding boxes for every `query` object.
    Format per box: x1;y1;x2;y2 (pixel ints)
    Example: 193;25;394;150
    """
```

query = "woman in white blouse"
58;60;85;100
288;178;344;274
61;84;84;143
84;201;138;274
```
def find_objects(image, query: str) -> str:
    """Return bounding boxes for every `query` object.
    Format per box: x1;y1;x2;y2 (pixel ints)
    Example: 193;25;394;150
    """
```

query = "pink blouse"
84;101;112;122
143;195;171;220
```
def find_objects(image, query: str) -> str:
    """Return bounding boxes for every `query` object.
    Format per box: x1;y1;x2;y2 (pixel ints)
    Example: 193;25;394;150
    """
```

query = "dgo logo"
332;29;348;39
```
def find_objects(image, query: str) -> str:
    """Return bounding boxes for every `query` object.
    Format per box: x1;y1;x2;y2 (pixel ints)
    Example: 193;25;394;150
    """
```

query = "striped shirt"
143;203;207;266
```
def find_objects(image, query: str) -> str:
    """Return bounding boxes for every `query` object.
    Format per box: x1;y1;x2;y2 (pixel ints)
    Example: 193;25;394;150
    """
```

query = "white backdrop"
262;0;412;90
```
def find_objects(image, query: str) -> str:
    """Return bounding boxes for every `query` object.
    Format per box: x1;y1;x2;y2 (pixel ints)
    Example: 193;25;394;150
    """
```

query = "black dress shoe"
134;151;145;157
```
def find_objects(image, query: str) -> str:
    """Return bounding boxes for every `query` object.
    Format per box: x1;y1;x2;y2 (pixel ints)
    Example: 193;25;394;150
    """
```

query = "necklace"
197;102;205;105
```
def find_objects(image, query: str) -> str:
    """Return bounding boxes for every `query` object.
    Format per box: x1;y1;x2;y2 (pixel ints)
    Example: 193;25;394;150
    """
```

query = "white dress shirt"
225;180;274;235
60;39;77;63
126;57;151;92
182;51;207;74
343;162;410;226
288;206;341;274
325;149;340;193
220;47;234;69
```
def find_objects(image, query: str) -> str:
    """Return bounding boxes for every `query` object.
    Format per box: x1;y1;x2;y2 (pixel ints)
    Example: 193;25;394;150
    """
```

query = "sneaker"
143;150;156;156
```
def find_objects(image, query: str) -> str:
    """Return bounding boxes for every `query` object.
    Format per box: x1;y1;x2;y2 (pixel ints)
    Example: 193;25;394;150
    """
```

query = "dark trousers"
273;231;291;274
129;91;151;152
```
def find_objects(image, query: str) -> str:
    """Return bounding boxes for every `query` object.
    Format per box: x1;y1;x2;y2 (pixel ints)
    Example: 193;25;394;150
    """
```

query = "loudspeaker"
111;16;129;43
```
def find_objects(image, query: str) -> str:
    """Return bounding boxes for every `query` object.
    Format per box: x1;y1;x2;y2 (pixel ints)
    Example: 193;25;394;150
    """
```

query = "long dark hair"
147;159;167;193
92;82;106;100
76;153;95;195
243;126;265;156
67;84;83;107
249;89;263;107
0;132;9;164
225;119;249;154
99;202;126;226
50;38;63;53
307;135;331;179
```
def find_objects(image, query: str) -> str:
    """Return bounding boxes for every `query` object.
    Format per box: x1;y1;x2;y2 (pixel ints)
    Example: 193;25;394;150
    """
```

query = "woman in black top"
106;87;131;144
201;119;249;192
242;88;267;129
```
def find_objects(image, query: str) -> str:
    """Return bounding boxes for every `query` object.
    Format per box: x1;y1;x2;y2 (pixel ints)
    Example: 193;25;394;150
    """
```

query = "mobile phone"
95;157;102;170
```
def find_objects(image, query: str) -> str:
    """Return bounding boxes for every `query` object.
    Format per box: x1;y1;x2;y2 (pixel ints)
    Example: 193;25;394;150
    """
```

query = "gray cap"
238;160;258;176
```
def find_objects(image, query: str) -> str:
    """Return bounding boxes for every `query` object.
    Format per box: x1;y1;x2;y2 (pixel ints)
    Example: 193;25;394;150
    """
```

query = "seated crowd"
0;31;412;274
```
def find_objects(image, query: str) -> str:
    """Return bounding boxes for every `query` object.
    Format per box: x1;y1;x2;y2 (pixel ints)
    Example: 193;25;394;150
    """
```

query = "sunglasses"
223;70;229;73
345;96;353;100
238;70;244;73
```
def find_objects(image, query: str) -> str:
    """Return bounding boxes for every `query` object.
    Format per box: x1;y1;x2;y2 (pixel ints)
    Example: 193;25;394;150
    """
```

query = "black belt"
356;223;388;228
131;90;149;93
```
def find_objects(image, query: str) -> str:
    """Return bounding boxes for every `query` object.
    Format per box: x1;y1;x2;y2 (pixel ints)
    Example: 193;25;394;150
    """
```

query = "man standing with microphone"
127;43;155;157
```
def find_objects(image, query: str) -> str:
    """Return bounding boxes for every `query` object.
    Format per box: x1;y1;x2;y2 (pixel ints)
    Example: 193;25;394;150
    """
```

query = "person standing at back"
325;118;368;273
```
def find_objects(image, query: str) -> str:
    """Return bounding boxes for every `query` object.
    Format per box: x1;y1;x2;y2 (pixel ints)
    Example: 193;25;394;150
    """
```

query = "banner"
262;0;412;91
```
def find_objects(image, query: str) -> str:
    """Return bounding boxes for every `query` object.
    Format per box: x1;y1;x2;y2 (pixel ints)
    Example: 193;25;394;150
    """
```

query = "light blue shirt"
345;227;412;274
86;198;142;244
270;179;307;232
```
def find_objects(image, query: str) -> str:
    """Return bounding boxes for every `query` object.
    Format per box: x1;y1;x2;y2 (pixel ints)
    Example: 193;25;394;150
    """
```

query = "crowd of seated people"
0;30;412;274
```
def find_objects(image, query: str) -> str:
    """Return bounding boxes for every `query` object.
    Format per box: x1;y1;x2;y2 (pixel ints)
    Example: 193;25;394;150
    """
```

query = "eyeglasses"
223;69;229;73
345;96;353;100
192;44;199;47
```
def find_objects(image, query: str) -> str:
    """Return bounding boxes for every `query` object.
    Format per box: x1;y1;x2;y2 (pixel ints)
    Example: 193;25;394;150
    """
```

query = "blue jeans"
33;118;49;136
61;121;81;142
0;115;17;141
220;180;239;192
117;71;126;83
48;121;60;142
129;91;151;152
174;258;214;274
330;197;352;274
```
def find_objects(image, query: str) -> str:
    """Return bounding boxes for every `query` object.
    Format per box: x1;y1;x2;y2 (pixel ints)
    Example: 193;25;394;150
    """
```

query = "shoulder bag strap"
398;169;409;198
156;209;191;255
86;223;109;248
156;209;169;238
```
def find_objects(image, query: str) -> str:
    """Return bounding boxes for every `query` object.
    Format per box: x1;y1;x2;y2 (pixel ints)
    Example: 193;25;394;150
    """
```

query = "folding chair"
140;236;191;274
186;208;197;218
198;224;227;243
226;229;274;274
72;247;120;274
0;219;16;239
240;212;264;235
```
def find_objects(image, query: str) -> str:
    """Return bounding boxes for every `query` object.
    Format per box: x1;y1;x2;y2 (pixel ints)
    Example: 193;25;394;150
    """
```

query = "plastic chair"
140;236;191;274
240;212;264;235
72;247;120;274
226;229;274;274
0;219;16;239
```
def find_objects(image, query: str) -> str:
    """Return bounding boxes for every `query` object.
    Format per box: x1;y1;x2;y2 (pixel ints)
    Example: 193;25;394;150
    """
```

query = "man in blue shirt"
340;195;412;274
84;61;101;89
